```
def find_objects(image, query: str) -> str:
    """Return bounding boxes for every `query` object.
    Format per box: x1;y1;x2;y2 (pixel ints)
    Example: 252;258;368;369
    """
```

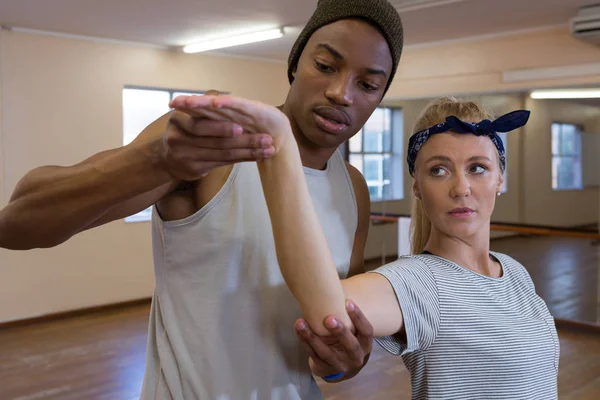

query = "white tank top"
141;150;358;400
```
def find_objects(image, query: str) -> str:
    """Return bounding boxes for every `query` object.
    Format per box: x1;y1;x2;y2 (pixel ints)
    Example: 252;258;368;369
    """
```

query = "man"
0;0;403;398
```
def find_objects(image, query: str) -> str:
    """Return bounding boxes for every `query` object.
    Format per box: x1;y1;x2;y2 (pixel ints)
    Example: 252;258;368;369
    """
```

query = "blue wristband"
322;372;345;382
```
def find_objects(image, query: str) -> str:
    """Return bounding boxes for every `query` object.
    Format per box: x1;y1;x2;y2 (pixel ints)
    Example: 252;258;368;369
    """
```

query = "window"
122;87;204;222
551;123;583;190
347;108;403;201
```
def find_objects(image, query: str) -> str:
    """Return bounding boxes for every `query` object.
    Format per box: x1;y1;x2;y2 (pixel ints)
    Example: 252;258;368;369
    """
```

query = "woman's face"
413;132;504;240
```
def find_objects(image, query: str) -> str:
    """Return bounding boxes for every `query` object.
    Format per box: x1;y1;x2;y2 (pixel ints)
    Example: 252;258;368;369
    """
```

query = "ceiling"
565;98;600;107
0;0;595;61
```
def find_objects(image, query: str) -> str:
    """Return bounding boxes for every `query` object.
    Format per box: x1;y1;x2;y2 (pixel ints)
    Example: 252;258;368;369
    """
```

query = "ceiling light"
183;28;284;53
393;0;467;13
530;89;600;99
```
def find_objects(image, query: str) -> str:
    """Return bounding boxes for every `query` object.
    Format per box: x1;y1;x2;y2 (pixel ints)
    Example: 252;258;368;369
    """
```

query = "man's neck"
278;103;338;170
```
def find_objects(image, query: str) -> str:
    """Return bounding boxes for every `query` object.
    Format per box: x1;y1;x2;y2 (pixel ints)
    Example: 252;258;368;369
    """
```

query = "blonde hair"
409;97;496;255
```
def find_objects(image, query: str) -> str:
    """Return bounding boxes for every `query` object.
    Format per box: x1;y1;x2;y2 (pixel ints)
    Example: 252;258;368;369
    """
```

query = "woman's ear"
413;180;421;200
497;173;505;194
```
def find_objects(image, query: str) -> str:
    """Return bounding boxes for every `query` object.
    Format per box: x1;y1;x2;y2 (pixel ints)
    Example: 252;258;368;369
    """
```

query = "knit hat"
287;0;403;95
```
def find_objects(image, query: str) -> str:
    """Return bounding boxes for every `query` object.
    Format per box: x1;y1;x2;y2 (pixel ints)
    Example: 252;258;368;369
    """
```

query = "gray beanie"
287;0;404;95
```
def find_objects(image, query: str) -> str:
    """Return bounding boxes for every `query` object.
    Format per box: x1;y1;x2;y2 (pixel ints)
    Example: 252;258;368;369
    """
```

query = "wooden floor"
1;234;599;399
0;302;599;400
490;235;599;325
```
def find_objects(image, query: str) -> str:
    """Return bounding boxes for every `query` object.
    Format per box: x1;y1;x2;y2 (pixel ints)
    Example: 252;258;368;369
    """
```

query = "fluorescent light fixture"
530;89;600;99
394;0;467;13
183;28;284;53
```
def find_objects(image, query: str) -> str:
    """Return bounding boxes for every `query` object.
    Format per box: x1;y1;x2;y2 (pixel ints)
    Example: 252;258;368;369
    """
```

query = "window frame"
122;86;206;223
551;121;584;191
344;107;404;202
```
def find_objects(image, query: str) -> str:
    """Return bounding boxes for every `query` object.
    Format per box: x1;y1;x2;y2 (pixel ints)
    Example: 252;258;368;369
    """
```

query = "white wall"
0;30;290;324
3;24;600;322
523;98;600;226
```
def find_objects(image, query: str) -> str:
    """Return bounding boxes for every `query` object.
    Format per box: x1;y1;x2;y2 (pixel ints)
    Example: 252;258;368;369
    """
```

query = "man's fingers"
169;146;275;163
210;147;275;161
346;300;374;352
322;316;362;358
180;133;273;151
169;111;243;138
294;320;344;371
294;321;322;362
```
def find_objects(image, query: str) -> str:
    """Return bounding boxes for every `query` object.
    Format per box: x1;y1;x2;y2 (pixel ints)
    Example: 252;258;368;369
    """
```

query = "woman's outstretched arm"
171;94;404;337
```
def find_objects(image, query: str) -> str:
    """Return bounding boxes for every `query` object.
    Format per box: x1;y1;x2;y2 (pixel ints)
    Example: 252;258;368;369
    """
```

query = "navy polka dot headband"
407;110;531;177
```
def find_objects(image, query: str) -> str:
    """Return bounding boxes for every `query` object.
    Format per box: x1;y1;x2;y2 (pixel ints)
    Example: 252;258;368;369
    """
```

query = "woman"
171;95;559;399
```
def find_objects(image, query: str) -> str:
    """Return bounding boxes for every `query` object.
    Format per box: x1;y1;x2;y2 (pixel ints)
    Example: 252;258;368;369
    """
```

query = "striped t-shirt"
370;252;559;400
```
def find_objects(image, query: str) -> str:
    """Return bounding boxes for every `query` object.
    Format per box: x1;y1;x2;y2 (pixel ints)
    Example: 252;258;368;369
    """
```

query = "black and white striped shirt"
371;252;559;400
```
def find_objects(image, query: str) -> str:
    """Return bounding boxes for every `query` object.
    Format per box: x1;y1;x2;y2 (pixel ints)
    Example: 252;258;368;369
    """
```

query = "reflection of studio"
0;1;599;400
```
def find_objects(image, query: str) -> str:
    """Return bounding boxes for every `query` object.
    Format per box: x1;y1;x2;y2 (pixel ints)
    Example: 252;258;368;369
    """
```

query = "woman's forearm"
256;143;352;335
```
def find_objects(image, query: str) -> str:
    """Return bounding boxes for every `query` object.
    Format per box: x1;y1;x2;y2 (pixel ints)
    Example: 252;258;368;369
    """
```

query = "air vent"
571;3;600;46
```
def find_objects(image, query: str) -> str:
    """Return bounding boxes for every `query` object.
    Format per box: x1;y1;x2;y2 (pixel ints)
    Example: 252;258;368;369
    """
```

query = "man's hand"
142;91;277;182
169;94;293;155
294;300;374;381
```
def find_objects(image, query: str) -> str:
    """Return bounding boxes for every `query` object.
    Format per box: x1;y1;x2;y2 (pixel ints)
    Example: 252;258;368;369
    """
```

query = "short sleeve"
368;257;440;356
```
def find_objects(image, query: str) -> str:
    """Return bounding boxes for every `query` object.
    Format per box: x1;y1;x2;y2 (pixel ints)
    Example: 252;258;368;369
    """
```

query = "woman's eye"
471;164;487;174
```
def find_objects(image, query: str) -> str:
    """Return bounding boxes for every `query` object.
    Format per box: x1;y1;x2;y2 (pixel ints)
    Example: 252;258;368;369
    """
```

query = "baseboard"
554;318;600;334
0;297;152;330
570;222;599;231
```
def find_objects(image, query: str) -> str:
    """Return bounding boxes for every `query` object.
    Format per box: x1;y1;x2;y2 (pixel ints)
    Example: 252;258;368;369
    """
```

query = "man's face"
286;19;393;149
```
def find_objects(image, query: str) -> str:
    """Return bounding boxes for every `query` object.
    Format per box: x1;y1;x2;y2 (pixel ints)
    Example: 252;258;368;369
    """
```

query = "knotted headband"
407;110;531;177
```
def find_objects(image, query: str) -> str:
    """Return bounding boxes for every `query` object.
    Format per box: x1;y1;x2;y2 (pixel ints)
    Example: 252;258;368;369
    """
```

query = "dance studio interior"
0;0;599;399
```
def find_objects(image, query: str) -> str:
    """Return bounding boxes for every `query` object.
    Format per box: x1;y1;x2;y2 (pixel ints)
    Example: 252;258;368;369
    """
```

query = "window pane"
349;131;363;153
122;88;171;223
382;109;392;152
364;108;386;132
558;156;571;189
363;130;381;152
383;154;392;181
123;89;171;146
125;207;153;222
560;125;577;155
364;155;383;181
554;156;582;190
551;123;560;155
572;157;583;189
363;108;389;153
349;107;403;202
382;183;391;200
349;154;363;174
552;156;559;189
559;157;575;189
368;185;380;199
